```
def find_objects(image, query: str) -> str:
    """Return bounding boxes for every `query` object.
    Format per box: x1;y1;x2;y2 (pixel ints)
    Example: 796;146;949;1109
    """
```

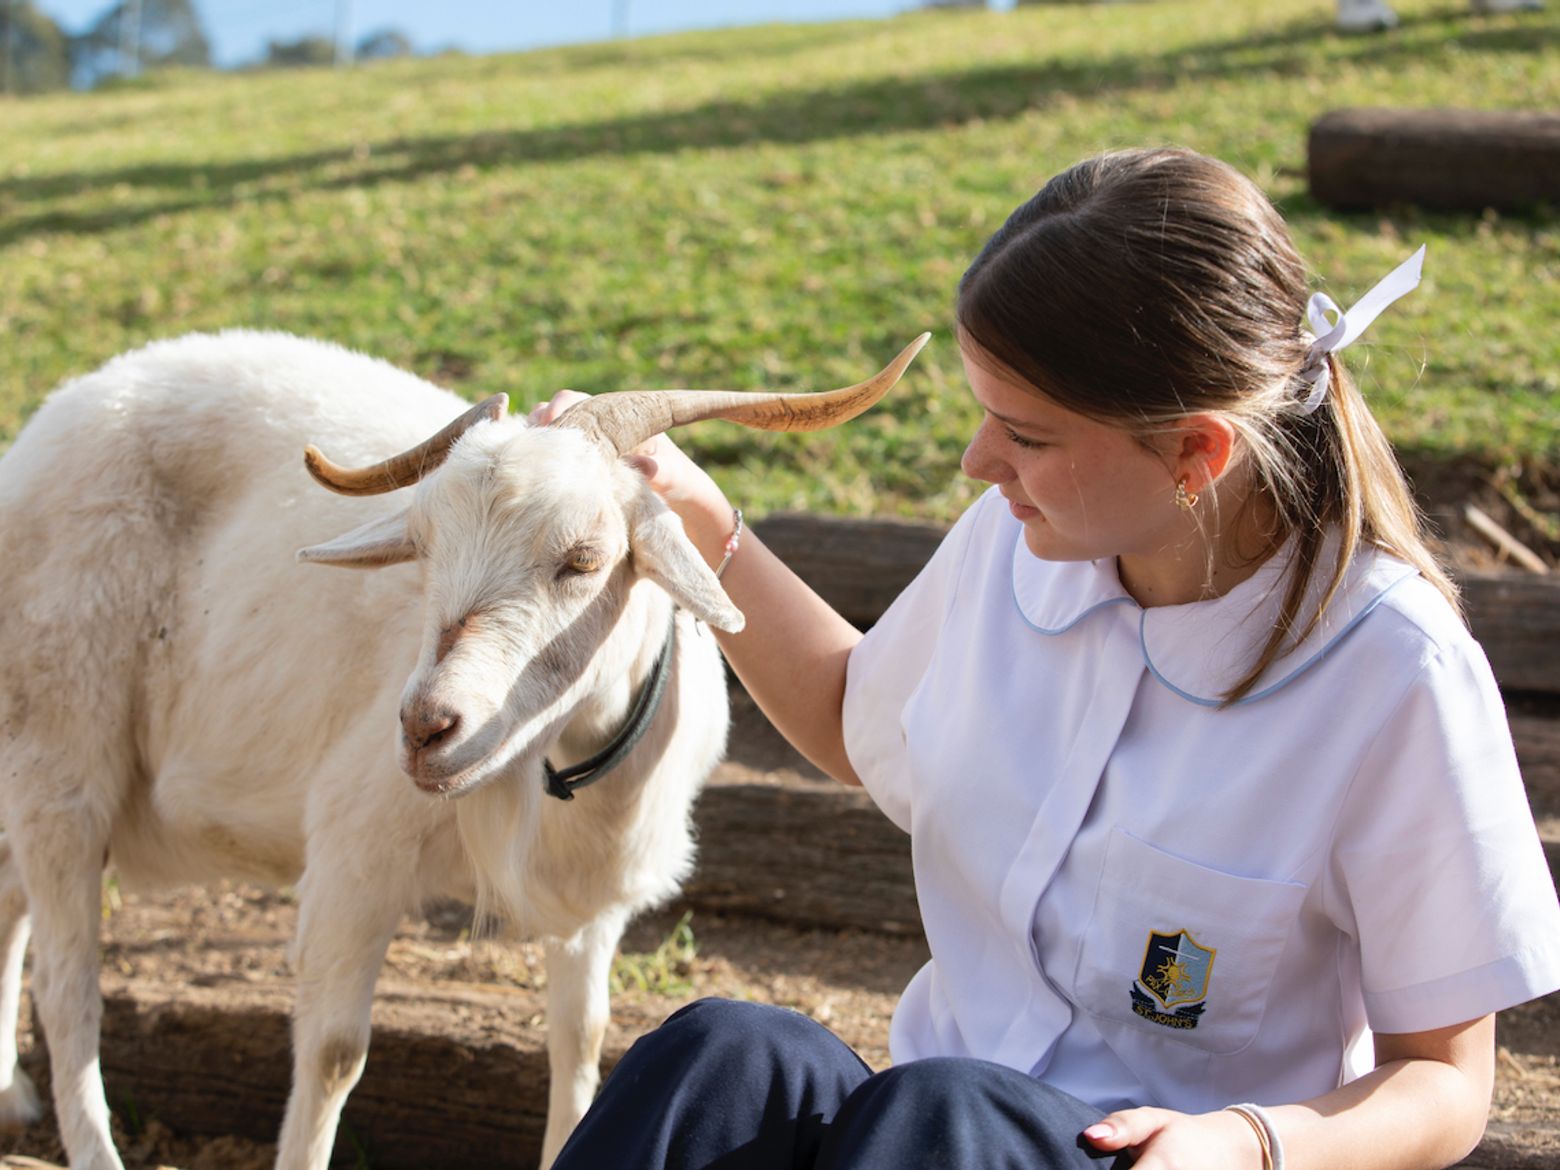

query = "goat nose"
402;702;461;751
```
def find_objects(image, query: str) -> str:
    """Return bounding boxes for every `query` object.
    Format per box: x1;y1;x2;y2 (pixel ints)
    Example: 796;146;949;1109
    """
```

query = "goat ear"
627;498;745;633
297;509;417;569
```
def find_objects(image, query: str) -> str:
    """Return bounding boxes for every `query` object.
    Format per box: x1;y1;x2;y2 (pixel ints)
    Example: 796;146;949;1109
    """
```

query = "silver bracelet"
1225;1103;1284;1170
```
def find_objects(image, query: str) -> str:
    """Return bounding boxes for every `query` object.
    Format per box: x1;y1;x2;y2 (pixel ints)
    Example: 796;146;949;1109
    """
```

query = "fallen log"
753;514;1560;695
1465;504;1551;576
1308;108;1560;211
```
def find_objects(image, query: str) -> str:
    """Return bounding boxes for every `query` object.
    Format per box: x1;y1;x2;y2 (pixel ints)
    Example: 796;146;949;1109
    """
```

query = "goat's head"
296;334;928;797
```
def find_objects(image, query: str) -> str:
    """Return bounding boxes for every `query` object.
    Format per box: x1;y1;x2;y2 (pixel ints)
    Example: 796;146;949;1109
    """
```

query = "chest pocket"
1071;827;1309;1056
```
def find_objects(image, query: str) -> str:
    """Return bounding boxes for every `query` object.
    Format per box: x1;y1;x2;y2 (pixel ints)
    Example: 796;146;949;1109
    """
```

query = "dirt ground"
1;881;1556;1170
1;884;931;1170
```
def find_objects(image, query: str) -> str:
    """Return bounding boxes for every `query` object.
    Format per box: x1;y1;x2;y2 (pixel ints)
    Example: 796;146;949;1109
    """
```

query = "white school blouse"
842;487;1560;1113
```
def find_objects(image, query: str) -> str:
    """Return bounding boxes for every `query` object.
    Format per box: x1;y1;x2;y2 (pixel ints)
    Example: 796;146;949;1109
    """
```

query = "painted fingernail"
1083;1123;1114;1141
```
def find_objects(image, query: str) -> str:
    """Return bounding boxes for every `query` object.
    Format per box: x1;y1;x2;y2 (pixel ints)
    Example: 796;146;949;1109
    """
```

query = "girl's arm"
1084;1014;1495;1170
532;396;863;785
658;461;864;787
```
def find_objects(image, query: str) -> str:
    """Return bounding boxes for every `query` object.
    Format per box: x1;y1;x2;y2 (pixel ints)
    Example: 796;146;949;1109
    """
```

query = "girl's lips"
1007;497;1040;520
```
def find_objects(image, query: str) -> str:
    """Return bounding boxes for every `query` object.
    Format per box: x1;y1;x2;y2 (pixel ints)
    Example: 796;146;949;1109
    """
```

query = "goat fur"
0;330;733;1169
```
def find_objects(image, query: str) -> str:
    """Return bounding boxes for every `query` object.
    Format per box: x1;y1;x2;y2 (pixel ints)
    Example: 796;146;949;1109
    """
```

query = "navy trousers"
552;998;1131;1170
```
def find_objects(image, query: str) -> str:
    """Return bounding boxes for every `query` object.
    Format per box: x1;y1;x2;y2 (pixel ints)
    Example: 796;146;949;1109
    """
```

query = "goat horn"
556;334;930;455
303;394;509;496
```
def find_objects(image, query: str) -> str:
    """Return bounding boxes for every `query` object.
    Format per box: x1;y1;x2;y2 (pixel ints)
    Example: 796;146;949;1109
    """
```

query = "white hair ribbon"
1297;244;1426;414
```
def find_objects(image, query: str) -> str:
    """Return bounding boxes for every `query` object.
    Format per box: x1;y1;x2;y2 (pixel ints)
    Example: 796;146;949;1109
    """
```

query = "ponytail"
1224;353;1460;704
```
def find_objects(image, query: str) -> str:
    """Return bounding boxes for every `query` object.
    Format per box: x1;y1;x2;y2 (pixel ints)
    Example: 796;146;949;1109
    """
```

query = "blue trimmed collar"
1009;529;1419;707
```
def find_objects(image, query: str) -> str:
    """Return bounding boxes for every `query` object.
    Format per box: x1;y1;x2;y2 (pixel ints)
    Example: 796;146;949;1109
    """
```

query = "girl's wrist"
1223;1104;1280;1170
671;487;741;568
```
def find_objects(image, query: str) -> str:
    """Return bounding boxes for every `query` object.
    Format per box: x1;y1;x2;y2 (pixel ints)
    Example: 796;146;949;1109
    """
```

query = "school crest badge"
1130;929;1215;1030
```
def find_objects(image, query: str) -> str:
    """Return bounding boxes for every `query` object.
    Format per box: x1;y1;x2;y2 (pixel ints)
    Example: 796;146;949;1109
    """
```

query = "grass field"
0;0;1555;521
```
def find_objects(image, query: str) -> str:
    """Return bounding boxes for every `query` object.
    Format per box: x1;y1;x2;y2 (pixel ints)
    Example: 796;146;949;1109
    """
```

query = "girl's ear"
1168;413;1237;495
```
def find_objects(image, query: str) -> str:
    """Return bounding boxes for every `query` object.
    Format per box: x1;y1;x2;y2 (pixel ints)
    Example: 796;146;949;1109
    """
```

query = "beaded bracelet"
1225;1103;1283;1170
714;507;744;580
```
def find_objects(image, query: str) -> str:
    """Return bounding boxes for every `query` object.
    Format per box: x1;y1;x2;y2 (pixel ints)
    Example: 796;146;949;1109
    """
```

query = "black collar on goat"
542;609;678;801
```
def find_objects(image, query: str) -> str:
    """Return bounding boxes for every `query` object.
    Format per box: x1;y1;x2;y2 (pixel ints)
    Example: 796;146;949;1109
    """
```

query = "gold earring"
1174;478;1199;511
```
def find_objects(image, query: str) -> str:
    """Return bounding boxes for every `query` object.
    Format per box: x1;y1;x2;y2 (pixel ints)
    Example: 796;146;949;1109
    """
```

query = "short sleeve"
842;491;990;832
1327;633;1560;1034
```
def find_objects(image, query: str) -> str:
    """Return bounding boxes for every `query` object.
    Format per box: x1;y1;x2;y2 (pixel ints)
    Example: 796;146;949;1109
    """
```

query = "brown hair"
956;147;1458;703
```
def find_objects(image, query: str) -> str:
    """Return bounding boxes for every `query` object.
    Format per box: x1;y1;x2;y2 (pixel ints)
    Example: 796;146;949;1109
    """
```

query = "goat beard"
452;761;545;934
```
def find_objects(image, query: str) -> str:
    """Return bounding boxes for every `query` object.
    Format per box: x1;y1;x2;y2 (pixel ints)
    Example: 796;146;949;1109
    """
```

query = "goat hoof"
0;1067;44;1131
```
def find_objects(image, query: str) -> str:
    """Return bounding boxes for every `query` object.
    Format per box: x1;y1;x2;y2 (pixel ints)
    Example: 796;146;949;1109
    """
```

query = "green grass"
612;910;697;997
1;0;1556;521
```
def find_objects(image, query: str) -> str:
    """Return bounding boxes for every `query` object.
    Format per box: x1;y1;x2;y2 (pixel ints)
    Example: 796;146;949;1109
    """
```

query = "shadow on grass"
0;4;1551;247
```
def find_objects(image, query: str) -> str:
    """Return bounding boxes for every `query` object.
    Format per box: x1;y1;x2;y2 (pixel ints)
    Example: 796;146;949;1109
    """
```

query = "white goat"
0;329;925;1170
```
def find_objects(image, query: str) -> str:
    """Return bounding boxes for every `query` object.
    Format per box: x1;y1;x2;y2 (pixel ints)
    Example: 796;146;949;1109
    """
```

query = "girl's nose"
961;423;1006;484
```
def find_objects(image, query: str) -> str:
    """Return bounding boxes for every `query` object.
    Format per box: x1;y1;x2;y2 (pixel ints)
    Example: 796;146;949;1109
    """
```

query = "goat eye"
562;550;605;576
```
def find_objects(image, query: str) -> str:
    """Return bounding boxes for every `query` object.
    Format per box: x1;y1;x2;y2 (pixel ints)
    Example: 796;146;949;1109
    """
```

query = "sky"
31;1;999;67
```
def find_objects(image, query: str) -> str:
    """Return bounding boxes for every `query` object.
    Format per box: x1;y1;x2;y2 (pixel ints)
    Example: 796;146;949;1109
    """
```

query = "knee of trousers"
661;998;854;1058
860;1057;1098;1122
826;1060;1112;1170
630;998;867;1085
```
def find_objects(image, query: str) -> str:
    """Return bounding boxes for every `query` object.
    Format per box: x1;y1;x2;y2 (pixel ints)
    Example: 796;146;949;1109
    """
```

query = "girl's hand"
527;391;732;536
1082;1107;1266;1170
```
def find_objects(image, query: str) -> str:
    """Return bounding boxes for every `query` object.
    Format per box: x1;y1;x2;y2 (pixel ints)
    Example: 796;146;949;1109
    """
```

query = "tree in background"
259;28;411;68
262;34;335;67
70;0;211;87
0;1;73;94
355;27;414;61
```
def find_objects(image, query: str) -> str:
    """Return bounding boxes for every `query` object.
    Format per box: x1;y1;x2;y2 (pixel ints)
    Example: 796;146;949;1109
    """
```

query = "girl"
537;147;1560;1170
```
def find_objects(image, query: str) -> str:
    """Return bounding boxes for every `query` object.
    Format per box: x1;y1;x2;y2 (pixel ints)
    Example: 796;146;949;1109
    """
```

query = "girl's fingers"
527;389;590;426
1082;1107;1169;1150
624;453;661;486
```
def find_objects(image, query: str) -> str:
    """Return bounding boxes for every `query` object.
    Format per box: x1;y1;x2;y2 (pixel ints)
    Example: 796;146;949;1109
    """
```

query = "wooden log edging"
17;975;1556;1170
1461;574;1560;695
688;712;1559;940
1308;107;1560;212
753;514;1560;696
685;778;920;934
26;979;564;1170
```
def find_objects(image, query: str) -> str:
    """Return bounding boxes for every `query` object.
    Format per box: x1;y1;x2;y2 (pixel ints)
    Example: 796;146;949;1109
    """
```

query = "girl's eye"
1004;426;1047;451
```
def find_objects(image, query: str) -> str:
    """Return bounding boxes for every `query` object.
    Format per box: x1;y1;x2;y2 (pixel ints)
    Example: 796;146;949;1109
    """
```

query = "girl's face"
958;343;1185;565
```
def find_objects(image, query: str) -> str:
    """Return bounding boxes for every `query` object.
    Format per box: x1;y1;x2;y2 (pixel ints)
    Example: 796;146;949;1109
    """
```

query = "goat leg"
274;855;408;1170
0;835;41;1130
7;803;123;1170
539;906;630;1169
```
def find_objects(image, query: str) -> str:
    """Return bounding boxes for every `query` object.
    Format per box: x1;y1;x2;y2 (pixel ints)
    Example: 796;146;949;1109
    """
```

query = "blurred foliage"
0;0;1555;521
71;0;212;88
1;0;212;93
355;28;414;62
263;34;336;69
0;1;72;93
